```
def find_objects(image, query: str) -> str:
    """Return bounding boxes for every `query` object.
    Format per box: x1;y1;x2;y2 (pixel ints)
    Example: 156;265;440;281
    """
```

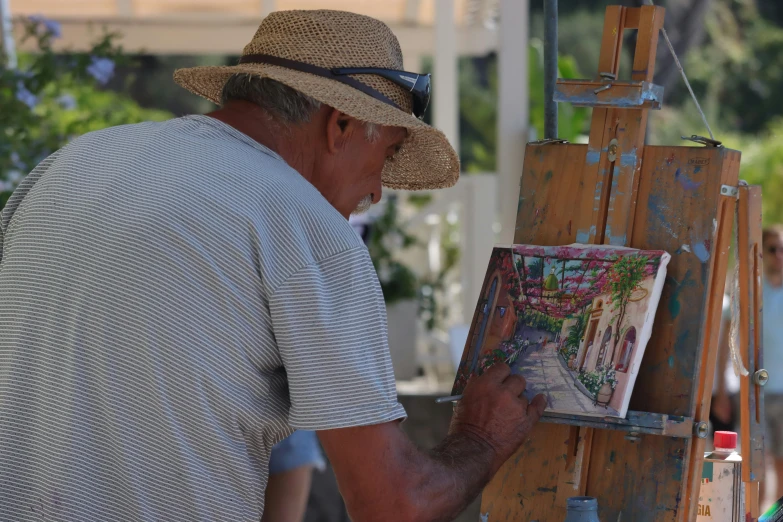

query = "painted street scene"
509;338;611;414
451;244;670;418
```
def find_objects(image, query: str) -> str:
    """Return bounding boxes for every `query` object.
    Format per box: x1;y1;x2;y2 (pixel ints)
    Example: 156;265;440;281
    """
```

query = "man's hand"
317;363;547;522
450;363;547;474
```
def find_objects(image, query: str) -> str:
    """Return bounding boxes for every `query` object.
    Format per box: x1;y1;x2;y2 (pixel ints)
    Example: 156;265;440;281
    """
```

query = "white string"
728;187;750;377
642;0;715;140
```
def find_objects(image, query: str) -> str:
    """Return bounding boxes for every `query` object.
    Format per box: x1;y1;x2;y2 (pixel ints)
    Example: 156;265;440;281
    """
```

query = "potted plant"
595;367;618;406
364;196;420;380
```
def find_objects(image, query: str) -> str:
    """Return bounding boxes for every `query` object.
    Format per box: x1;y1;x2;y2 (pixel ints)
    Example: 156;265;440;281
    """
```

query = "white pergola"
2;0;530;359
5;0;528;241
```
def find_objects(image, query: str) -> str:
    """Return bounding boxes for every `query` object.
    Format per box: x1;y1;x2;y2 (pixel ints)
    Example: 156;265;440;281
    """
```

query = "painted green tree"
565;311;589;351
606;256;649;354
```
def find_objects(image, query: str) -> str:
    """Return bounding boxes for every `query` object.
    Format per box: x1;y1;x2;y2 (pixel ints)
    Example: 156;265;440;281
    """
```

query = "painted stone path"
510;342;620;416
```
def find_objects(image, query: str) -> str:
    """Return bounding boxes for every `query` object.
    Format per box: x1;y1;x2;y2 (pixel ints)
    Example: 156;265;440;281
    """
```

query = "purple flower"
15;82;38;109
7;170;22;184
28;14;61;38
57;93;77;110
86;56;115;86
10;152;24;172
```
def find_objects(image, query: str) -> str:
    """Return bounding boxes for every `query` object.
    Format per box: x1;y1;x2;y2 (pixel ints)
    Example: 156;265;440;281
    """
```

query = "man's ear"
325;108;359;154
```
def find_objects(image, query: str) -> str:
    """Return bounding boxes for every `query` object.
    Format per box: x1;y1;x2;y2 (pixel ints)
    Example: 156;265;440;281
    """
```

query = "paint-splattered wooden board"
480;143;739;522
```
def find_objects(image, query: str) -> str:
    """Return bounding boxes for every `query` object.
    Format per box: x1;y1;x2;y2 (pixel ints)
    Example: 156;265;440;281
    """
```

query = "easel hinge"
720;185;738;198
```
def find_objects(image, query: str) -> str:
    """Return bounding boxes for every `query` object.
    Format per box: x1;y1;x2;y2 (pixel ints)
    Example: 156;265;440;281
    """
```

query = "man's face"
764;232;783;274
315;110;408;218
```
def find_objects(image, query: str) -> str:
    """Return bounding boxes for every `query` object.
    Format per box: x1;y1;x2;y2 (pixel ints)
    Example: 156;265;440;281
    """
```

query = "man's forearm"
320;365;544;522
403;431;501;522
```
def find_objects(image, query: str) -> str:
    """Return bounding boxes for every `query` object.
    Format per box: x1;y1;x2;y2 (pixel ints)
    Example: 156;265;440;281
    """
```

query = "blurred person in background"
711;293;740;440
714;226;783;508
760;225;783;506
263;430;325;522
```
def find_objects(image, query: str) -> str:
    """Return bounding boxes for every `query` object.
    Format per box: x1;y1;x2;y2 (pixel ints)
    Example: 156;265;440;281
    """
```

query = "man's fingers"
527;394;547;421
481;362;511;383
502;374;527;396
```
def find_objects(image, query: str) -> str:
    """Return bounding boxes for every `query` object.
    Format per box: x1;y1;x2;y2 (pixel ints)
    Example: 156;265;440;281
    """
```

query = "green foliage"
527;257;545;280
565;312;589;351
682;0;783;134
536;8;634;83
502;335;527;364
528;39;590;142
458;43;589;173
419;216;460;331
366;196;420;306
577;369;603;397
477;349;509;376
731;120;783;225
1;16;172;207
522;308;563;334
560;342;578;363
606;256;648;349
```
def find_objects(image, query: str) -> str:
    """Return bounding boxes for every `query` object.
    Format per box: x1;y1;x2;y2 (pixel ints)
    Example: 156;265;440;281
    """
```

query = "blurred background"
2;0;782;520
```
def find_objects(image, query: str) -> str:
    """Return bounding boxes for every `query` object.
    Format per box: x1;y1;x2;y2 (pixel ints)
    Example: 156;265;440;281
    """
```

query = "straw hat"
173;9;460;191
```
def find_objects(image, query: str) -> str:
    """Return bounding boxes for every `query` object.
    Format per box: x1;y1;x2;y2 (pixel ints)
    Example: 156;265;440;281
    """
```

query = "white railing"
386;173;499;385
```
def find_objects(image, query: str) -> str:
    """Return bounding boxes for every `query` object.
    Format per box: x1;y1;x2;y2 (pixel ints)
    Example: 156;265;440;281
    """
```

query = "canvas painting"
451;243;671;418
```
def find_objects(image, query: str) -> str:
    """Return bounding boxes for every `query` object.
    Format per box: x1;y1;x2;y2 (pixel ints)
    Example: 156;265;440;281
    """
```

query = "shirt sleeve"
1;149;64;265
268;246;407;431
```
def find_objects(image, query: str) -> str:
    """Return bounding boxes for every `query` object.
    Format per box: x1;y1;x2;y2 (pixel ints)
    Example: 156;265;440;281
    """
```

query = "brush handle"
435;394;463;403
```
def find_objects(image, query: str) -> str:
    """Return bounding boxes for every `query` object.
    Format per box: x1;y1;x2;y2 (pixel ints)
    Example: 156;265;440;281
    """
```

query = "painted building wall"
575;274;656;373
464;268;518;371
607;275;656;412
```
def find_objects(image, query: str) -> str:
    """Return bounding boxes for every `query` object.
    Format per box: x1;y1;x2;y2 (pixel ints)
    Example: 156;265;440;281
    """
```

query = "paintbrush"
435;394;463;403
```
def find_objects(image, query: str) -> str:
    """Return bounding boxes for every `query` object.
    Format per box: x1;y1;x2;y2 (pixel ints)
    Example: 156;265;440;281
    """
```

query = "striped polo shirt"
0;115;406;521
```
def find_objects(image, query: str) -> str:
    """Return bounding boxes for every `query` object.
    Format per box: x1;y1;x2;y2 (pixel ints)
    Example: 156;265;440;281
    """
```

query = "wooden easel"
479;5;764;521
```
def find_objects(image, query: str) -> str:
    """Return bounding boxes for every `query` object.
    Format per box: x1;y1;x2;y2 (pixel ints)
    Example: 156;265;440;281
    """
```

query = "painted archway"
615;326;637;372
596;326;613;368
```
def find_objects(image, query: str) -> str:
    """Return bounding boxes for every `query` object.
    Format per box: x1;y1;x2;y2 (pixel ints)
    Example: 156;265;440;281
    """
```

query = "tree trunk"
612;300;628;362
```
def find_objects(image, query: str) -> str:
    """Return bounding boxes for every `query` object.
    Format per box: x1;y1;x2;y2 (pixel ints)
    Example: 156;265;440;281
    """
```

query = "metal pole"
0;0;17;69
543;0;558;139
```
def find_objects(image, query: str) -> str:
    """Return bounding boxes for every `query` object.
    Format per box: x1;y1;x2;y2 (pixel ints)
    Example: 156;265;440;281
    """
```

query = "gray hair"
221;73;380;141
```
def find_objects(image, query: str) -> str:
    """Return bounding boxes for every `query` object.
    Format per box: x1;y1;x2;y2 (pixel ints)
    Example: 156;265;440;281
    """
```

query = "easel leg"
556;426;594;505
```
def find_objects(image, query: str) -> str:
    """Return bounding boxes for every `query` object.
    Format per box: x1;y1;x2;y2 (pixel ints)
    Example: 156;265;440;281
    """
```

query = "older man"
0;9;545;522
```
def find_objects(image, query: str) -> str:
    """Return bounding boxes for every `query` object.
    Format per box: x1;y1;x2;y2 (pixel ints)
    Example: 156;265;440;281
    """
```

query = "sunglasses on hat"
238;54;431;119
331;67;431;119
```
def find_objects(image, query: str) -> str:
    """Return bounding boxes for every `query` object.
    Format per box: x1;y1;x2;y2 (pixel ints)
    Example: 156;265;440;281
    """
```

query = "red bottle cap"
714;431;737;450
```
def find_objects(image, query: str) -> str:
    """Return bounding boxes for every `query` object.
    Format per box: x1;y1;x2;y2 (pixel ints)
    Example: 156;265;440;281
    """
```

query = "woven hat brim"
173;63;460;191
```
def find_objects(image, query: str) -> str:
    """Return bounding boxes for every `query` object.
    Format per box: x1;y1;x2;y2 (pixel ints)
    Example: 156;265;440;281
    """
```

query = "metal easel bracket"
681;135;723;148
541;410;694;439
554;79;663;109
754;369;769;386
721;185;739;198
529;138;570;145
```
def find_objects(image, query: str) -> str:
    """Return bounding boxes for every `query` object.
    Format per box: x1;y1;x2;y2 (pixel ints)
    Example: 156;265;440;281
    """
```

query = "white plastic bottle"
697;431;745;521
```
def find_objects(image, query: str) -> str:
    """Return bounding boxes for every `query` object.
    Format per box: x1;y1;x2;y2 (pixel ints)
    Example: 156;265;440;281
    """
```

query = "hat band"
238;54;403;112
